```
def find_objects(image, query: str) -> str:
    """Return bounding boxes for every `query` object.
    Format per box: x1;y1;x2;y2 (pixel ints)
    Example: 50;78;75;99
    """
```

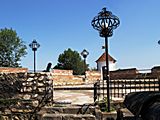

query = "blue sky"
1;0;160;70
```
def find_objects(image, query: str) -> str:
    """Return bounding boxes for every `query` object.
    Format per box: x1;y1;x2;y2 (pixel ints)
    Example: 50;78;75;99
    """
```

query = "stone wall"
86;71;101;81
52;69;73;75
110;68;138;75
52;75;84;86
0;67;159;86
0;68;96;86
0;67;28;73
151;66;160;73
51;69;100;86
51;68;142;86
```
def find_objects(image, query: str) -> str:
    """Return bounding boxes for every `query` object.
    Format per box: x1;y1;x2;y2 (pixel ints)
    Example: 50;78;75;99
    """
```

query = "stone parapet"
52;69;73;75
86;71;101;81
0;67;28;73
51;69;100;86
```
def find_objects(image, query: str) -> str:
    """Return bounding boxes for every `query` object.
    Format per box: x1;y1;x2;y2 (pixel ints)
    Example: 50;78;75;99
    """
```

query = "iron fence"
94;72;160;101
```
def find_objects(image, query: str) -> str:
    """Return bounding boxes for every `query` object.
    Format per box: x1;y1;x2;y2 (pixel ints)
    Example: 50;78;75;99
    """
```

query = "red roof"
96;52;116;63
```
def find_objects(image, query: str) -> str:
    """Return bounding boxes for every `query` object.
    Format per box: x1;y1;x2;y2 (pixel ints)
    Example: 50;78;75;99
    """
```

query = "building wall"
97;61;117;71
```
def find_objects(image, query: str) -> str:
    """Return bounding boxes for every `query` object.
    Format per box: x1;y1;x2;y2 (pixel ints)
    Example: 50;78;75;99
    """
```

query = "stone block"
82;115;96;120
62;114;96;120
42;114;62;120
42;107;63;114
62;114;82;120
63;107;80;114
101;111;117;120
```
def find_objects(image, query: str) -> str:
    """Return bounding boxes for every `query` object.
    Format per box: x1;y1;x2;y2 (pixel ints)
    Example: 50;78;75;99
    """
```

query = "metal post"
91;7;120;112
158;75;160;91
81;49;89;80
29;40;40;73
34;50;36;73
102;66;106;98
84;58;86;79
94;82;98;102
105;36;110;112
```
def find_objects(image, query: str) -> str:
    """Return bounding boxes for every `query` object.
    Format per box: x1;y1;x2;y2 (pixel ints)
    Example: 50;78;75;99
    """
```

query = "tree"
54;48;89;75
0;28;27;67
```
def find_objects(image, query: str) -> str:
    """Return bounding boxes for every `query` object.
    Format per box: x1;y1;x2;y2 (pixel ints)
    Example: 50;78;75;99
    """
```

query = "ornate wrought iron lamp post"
81;49;89;79
29;40;40;73
91;7;120;112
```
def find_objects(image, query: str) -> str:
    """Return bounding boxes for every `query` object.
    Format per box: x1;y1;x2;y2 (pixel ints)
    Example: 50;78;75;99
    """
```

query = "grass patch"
96;97;115;112
53;104;66;107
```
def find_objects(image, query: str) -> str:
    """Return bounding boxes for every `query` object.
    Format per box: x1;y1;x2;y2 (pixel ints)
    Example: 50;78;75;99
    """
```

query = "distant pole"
158;40;160;91
81;49;89;80
84;57;86;78
34;50;36;73
29;40;40;73
158;40;160;45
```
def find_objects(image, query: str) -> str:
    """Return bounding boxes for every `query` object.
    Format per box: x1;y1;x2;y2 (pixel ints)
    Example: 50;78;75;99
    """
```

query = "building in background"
96;52;117;71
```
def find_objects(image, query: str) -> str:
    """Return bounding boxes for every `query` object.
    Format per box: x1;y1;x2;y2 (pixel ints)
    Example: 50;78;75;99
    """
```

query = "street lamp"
29;39;40;73
91;7;120;112
158;40;160;45
81;49;89;79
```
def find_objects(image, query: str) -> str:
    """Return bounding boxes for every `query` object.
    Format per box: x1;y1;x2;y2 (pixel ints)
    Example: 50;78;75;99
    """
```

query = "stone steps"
40;113;96;120
41;105;95;114
38;105;97;120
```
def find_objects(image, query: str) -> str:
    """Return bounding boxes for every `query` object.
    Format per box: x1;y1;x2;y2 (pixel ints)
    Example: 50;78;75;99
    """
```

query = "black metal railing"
94;72;160;101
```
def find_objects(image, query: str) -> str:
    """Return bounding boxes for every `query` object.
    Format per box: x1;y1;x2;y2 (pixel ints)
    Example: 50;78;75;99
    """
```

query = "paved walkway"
53;84;124;105
53;90;94;105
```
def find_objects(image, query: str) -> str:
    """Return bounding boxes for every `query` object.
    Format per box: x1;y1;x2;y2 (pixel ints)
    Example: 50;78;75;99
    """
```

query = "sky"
0;0;160;71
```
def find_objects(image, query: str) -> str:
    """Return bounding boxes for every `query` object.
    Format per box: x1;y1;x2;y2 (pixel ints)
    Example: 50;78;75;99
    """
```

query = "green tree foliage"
54;48;89;75
0;28;27;67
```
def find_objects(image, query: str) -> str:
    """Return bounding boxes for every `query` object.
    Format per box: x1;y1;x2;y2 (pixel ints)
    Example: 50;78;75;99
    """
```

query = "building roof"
96;52;116;63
